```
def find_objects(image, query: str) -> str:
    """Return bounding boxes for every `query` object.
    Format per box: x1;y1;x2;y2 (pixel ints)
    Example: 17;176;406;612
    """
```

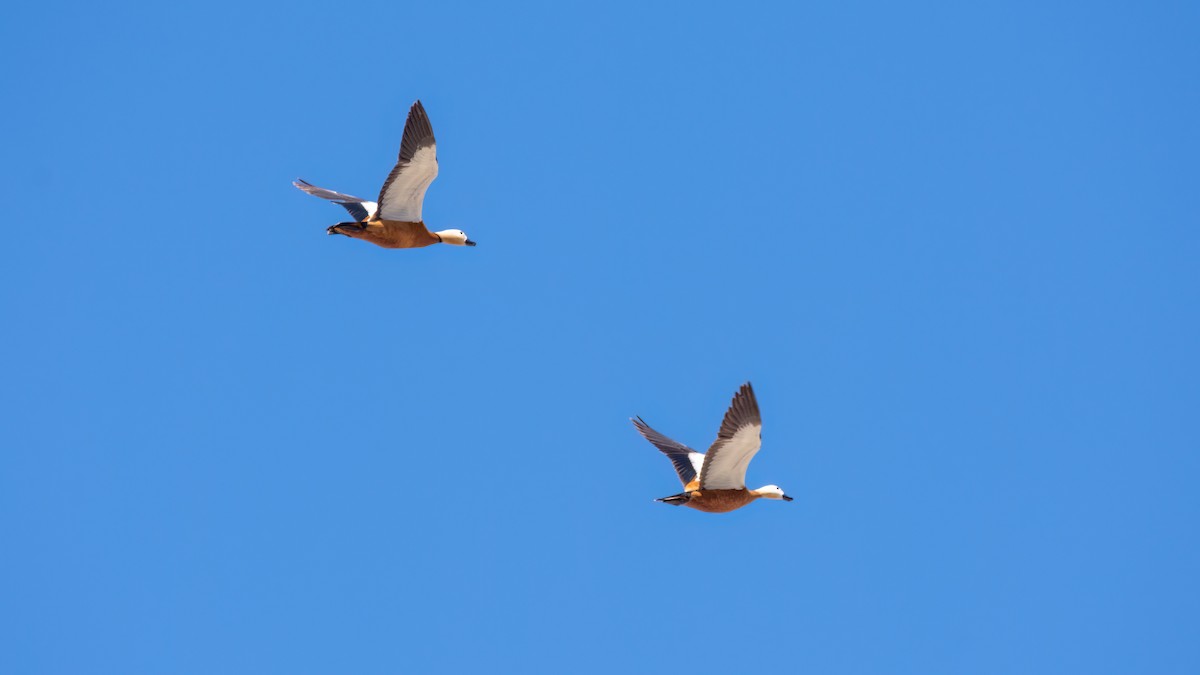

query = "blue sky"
2;1;1198;672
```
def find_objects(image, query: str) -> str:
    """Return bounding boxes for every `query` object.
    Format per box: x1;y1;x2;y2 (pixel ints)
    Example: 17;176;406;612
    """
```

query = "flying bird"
294;100;476;249
633;382;792;513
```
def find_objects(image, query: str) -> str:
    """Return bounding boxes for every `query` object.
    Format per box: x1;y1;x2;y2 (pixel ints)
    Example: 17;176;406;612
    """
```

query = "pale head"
754;485;794;501
435;229;477;246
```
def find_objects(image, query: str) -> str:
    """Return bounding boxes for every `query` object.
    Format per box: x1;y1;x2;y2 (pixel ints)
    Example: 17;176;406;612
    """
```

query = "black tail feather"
656;491;692;506
327;222;364;237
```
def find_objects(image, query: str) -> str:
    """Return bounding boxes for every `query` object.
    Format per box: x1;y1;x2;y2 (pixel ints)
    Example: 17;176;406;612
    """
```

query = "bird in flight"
633;382;793;513
294;100;476;249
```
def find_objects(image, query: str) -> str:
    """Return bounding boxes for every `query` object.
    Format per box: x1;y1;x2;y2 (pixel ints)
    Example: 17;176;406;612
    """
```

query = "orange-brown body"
683;489;760;513
332;219;439;249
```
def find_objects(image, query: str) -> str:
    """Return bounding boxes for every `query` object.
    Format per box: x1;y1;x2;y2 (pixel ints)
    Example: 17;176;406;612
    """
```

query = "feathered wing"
376;100;438;222
293;179;378;222
699;383;763;490
632;417;705;487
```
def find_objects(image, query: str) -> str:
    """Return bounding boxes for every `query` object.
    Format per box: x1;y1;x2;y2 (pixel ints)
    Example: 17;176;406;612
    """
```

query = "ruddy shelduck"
633;382;792;513
294;100;476;249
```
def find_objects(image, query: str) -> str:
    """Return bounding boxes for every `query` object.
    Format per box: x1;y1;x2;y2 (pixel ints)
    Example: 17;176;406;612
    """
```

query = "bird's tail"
656;491;692;506
327;222;364;237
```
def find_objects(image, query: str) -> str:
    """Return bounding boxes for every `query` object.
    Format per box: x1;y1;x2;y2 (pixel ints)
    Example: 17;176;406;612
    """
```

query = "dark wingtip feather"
398;99;436;162
720;382;762;438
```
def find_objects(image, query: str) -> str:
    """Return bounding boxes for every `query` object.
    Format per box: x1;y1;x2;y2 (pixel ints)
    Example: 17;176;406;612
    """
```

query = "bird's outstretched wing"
376;100;438;222
632;416;705;487
698;383;763;490
293;179;377;222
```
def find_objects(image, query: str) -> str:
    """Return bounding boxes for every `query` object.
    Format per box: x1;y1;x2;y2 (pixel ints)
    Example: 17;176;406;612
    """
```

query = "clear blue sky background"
2;1;1197;673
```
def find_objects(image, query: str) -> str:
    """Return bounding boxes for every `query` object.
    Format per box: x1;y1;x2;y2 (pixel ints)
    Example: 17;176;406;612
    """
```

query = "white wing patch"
377;144;438;222
361;201;378;219
699;423;762;490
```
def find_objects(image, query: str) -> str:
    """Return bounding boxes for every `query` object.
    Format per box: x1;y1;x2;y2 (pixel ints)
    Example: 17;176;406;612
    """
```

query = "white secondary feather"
687;452;705;479
361;201;379;219
699;423;763;490
377;144;438;222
